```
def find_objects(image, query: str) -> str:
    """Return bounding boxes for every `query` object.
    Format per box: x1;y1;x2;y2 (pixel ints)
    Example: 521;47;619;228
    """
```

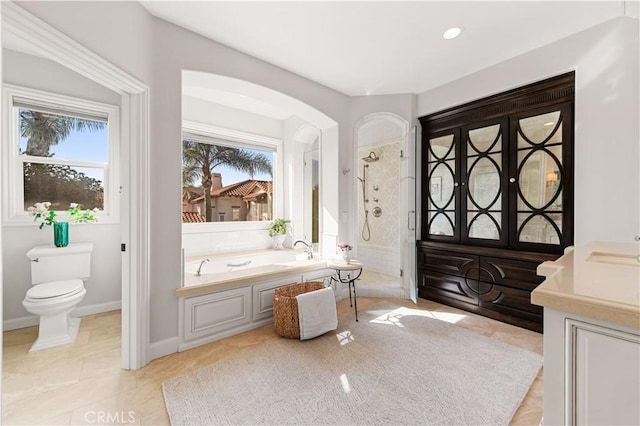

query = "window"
2;85;120;224
181;121;282;226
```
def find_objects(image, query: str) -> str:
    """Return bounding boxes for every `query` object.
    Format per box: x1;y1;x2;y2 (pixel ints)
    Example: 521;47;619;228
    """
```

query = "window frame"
2;84;120;225
181;120;283;233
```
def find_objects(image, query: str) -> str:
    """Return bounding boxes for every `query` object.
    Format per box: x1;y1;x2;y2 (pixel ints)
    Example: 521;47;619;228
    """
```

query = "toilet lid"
26;279;84;300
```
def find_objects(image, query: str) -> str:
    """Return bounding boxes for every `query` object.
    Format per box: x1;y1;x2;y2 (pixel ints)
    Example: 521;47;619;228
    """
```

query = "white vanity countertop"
531;241;640;329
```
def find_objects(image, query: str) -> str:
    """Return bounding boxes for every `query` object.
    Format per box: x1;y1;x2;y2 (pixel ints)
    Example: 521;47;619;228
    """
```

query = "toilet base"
30;316;81;352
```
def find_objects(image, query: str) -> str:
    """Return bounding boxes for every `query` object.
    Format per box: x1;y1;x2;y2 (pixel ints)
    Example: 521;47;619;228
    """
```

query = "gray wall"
2;49;122;326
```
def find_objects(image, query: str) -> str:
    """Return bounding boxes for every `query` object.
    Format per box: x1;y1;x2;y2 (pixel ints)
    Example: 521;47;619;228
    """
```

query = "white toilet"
23;242;93;351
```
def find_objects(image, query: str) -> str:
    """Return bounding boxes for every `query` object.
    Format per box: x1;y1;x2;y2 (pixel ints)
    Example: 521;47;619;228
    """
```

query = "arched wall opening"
181;71;339;258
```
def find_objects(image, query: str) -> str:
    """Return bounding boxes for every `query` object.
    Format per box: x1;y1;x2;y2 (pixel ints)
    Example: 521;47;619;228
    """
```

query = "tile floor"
3;296;542;425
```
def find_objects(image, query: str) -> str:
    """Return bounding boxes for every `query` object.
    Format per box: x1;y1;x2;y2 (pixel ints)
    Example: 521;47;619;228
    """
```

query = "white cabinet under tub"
179;275;303;351
182;286;252;344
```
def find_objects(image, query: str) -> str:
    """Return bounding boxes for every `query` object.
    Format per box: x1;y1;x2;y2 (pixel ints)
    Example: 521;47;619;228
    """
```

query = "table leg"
351;280;358;322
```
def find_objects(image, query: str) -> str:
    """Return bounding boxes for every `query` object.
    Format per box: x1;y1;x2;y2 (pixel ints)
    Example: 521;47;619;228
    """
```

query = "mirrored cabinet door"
425;130;459;240
462;120;507;245
510;103;573;250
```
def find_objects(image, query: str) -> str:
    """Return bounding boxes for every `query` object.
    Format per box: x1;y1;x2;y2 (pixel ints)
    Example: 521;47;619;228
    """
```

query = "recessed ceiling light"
238;94;248;99
443;27;463;40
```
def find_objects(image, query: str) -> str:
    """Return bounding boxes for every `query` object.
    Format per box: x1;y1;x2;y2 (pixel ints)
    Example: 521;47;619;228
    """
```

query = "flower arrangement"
337;242;352;252
28;202;99;229
268;218;290;237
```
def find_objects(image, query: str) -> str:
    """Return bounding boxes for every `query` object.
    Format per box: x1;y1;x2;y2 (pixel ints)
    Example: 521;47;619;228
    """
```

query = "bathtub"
178;249;328;297
176;249;335;351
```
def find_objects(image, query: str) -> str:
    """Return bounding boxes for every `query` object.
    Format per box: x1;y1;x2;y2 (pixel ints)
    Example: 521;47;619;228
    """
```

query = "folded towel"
296;287;338;340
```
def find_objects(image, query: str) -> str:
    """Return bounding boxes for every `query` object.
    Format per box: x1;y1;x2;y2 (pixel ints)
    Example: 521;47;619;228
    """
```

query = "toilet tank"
27;242;94;285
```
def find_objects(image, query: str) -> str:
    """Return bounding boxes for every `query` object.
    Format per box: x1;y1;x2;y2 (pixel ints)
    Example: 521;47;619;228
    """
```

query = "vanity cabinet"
543;309;640;425
418;72;574;331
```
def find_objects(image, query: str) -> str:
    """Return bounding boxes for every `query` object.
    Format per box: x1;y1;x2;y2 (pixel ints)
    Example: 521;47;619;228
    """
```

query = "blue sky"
20;124;273;187
20;126;108;181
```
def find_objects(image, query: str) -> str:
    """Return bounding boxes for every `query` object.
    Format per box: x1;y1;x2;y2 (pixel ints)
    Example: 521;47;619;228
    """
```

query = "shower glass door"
403;126;418;302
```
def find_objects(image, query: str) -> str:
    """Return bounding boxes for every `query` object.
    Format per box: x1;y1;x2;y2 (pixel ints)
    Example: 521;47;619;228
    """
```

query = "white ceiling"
141;1;624;97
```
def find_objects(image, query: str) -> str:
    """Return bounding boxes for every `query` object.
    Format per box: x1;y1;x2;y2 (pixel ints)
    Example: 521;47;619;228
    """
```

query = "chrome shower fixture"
362;151;379;162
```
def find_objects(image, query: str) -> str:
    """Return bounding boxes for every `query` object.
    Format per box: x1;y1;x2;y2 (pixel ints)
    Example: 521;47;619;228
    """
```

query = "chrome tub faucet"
196;258;210;276
293;240;313;259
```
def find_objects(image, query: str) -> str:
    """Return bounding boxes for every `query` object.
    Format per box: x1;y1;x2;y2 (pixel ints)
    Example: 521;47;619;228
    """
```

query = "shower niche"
418;72;575;332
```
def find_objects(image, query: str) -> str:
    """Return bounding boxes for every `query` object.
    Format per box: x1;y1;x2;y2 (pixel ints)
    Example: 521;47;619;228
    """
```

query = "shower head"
362;152;379;162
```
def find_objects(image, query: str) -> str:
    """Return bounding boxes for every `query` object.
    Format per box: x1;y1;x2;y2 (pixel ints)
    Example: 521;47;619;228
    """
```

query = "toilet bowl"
23;243;93;352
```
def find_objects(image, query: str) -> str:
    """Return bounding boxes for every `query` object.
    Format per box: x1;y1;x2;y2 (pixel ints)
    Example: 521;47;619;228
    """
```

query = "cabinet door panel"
423;129;461;241
418;248;478;278
418;270;478;305
509;102;573;253
478;283;542;323
462;119;508;246
480;257;546;291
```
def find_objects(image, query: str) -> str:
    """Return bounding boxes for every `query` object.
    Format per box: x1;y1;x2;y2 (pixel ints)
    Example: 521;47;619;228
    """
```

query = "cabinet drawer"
478;283;542;323
480;257;546;291
418;248;478;277
418;270;478;305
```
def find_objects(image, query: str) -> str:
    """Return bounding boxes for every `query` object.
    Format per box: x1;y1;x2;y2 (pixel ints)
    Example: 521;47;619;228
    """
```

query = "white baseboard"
178;318;272;352
3;300;122;331
73;300;121;317
149;336;180;361
3;316;38;331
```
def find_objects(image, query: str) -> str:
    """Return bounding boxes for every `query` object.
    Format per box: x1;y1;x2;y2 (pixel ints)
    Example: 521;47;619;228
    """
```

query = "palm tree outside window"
2;84;120;227
182;135;272;223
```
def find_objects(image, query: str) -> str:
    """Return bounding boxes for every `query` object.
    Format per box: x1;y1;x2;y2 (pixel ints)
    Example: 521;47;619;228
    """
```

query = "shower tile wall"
358;140;400;276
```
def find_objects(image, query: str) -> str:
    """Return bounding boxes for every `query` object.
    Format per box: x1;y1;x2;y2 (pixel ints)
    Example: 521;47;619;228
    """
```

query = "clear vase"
339;250;351;264
53;222;69;247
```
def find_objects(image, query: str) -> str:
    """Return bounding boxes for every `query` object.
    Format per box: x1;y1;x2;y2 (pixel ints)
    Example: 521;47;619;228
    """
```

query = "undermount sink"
586;251;640;267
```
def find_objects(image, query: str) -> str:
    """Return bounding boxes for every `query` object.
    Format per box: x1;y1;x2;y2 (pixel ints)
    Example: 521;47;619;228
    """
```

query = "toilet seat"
25;279;85;302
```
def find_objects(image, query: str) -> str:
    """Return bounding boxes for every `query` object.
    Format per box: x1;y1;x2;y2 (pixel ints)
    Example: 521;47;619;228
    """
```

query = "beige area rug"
163;305;541;425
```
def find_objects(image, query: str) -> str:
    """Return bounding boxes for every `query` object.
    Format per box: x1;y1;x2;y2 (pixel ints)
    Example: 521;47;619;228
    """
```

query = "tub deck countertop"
177;258;329;298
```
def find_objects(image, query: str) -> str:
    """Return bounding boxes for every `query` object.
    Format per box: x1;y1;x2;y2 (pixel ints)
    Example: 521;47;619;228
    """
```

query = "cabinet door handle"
509;177;516;183
454;182;459;187
635;235;640;242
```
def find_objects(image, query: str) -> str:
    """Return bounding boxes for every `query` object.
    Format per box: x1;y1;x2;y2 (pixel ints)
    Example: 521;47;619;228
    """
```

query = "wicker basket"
273;281;325;339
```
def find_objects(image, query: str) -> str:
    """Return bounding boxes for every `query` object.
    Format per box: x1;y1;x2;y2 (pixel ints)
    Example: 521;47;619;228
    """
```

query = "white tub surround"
179;250;330;298
177;250;337;351
532;241;640;426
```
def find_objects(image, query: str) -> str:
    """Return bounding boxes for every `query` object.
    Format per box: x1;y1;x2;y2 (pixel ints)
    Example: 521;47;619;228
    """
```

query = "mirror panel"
429;212;454;236
468;212;500;240
519;111;562;146
518;213;561;245
468;124;501;154
429;135;455;160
